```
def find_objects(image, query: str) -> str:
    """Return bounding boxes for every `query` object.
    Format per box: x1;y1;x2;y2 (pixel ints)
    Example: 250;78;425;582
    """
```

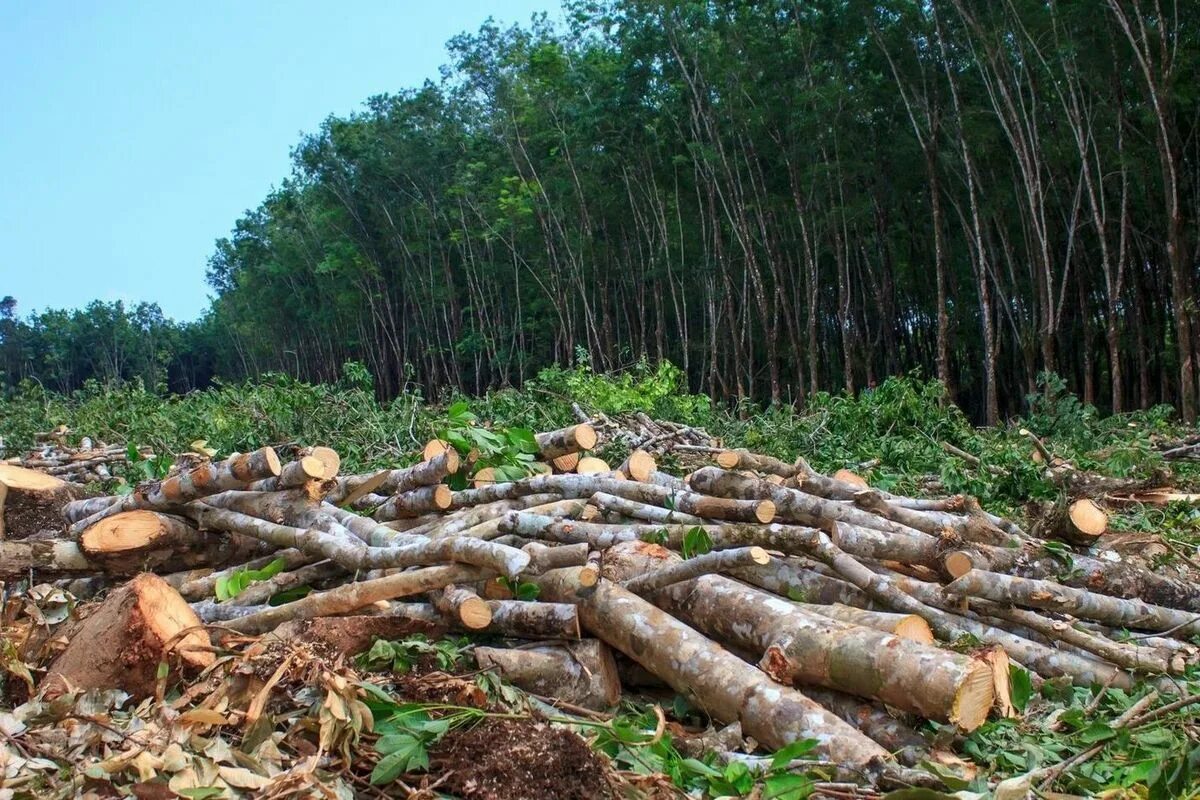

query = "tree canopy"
3;0;1198;422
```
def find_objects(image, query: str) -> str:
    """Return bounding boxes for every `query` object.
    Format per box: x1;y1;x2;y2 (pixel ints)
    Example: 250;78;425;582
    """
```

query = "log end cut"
43;573;213;699
949;657;996;732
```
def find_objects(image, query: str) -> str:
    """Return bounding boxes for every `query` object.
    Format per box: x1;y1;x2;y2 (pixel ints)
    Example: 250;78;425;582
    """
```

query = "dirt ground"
429;717;615;800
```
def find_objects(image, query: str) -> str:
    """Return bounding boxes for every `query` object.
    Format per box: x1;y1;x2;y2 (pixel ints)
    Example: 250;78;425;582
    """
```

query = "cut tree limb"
475;640;620;710
622;547;770;595
535;424;598;460
432;585;493;629
944;569;1200;637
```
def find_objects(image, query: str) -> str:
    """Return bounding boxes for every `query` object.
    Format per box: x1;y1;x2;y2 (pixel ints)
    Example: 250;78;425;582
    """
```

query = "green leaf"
1009;665;1033;712
770;738;818;769
679;758;722;778
156;661;169;680
1078;722;1118;743
371;734;429;783
764;773;814;799
682;526;712;559
506;427;540;454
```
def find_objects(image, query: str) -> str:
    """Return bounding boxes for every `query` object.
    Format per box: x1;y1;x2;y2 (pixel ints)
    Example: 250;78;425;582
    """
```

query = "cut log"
0;538;95;577
551;452;581;472
373;484;453;520
79;510;259;573
943;569;1200;637
714;450;798;478
575;456;611;475
473;467;497;487
432;585;493;630
587;492;704;525
937;514;1200;607
1034;498;1108;545
42;573;213;699
833;469;869;488
474;640;620;710
523;541;591;574
798;604;934;645
0;465;78;538
651;573;995;731
530;567;890;768
733;557;871;606
618;450;657;482
803;688;927;766
220;563;488;635
247;455;326;491
535;424;598;461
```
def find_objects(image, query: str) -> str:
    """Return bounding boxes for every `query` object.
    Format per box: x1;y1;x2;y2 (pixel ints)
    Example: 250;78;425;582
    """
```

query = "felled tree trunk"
0;539;94;578
379;600;582;640
536;424;598;461
531;567;890;768
432;585;492;629
42;573;213;699
1030;499;1108;546
79;510;267;573
798;604;934;644
732;557;871;606
372;485;453;521
221;563;488;635
0;465;81;538
941;540;1200;612
650;572;995;730
715;450;799;478
804;688;927;766
944;569;1200;636
622;547;771;595
587;492;704;525
475;640;620;710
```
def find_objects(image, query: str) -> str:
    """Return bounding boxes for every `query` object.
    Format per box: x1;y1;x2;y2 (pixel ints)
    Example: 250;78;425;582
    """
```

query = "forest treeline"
2;0;1198;423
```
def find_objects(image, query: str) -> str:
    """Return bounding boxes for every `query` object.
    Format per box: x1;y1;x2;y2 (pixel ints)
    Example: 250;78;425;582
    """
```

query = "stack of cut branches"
5;424;1200;790
2;431;154;485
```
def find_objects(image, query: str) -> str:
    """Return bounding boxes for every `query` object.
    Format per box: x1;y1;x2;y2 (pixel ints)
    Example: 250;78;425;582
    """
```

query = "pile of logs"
4;421;1199;788
2;428;154;484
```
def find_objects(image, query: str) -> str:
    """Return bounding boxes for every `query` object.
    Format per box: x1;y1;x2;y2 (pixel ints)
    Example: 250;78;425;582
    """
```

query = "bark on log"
64;448;282;534
535;424;598;461
688;468;925;539
965;599;1177;674
588;491;704;525
164;549;313;600
940;542;1200;612
221;563;488;635
873;568;1135;689
531;567;890;768
803;688;927;767
944;569;1200;637
732;558;872;606
618;450;657;482
373;484;453;521
650;571;994;730
42;573;213;699
715;450;799;478
0;538;95;577
380;600;582;640
475;640;620;710
418;495;570;539
523;541;591;574
622;547;771;595
432;585;493;629
798;604;934;645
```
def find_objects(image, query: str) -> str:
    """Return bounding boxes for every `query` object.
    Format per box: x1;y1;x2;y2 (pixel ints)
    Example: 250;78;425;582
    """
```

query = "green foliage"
213;558;287;602
681;526;713;559
358;684;488;785
355;635;471;675
436;400;540;484
498;576;540;600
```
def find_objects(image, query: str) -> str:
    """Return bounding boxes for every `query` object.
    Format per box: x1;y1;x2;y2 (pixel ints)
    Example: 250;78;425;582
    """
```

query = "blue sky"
0;1;558;322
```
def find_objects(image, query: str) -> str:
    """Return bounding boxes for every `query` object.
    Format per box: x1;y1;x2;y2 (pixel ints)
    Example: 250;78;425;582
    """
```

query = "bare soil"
429;717;614;800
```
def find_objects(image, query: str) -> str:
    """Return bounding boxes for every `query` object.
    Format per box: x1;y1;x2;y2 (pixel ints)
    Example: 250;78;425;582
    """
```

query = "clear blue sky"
0;1;558;322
